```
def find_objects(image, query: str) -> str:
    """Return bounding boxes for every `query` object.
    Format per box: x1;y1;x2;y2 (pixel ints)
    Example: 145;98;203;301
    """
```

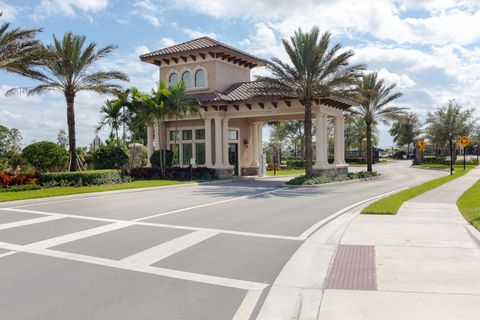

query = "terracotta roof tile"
140;36;266;64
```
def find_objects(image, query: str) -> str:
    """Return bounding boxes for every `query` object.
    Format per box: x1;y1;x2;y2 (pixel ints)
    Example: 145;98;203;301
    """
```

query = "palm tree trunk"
304;100;313;176
66;95;77;172
366;121;373;172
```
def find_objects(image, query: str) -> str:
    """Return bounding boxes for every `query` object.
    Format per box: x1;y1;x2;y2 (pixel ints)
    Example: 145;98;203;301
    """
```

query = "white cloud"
0;0;18;21
34;0;108;18
183;28;217;39
160;37;176;47
377;68;416;89
132;0;162;27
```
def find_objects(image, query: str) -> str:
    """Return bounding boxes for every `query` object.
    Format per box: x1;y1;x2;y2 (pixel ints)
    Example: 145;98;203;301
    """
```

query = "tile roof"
140;36;266;64
194;81;357;110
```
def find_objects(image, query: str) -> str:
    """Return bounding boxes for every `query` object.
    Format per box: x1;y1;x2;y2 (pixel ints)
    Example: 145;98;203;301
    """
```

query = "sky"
1;0;479;148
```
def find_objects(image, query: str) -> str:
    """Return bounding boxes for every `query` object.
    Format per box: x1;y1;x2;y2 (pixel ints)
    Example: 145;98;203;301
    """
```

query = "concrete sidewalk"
318;167;480;320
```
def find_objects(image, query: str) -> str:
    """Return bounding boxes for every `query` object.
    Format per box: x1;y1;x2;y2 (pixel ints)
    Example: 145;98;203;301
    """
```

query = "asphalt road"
0;161;446;320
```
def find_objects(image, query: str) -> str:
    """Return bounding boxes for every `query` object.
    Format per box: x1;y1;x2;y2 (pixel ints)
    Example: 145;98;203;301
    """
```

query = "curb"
465;225;480;247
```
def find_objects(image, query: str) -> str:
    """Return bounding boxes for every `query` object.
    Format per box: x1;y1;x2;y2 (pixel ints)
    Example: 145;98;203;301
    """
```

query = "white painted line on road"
232;289;264;320
27;221;134;249
0;241;268;291
1;207;302;241
298;187;409;239
121;230;219;266
0;215;64;231
0;251;17;259
133;187;288;222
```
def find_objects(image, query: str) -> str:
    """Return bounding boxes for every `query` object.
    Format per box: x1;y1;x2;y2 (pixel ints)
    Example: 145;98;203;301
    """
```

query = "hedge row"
287;171;378;185
131;167;217;180
41;170;127;187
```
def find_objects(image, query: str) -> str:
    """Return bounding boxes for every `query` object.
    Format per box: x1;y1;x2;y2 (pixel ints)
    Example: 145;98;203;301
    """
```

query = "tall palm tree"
0;12;44;79
389;113;421;158
96;99;124;145
354;72;405;172
164;81;201;165
257;26;365;176
7;32;129;171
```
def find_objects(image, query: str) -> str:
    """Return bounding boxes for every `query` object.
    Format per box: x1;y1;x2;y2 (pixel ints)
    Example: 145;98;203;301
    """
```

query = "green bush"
287;171;378;185
1;184;41;192
150;150;174;168
285;160;316;168
22;141;69;173
41;170;127;187
91;144;129;169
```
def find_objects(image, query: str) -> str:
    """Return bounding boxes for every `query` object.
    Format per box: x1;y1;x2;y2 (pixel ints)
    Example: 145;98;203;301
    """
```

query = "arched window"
168;72;178;85
195;69;205;87
182;71;192;88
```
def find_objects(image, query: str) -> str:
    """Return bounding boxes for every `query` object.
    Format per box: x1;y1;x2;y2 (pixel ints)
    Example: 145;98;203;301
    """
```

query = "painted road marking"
0;241;268;292
5;183;268;209
1;207;301;242
27;221;134;249
0;215;64;231
232;289;264;320
0;251;17;259
298;187;408;239
121;230;219;266
133;187;288;222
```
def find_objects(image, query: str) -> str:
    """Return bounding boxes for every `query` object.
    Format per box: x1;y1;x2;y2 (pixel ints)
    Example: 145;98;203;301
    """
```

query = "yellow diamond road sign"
417;139;426;149
459;136;470;148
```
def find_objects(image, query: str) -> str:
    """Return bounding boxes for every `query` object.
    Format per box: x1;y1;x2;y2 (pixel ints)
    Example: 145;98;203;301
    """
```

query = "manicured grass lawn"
362;165;475;215
457;178;480;231
0;180;192;202
267;169;305;176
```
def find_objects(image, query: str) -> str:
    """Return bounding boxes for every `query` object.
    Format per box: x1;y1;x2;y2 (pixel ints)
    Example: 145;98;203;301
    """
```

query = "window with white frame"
168;127;206;166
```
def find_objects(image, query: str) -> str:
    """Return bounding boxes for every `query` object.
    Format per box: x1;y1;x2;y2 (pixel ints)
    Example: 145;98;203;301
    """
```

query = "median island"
286;171;378;186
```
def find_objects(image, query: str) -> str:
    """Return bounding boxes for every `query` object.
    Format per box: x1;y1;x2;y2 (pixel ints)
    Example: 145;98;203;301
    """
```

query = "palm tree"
164;81;201;165
97;99;124;145
389;113;422;158
7;32;129;171
354;72;405;171
0;12;44;79
257;26;365;176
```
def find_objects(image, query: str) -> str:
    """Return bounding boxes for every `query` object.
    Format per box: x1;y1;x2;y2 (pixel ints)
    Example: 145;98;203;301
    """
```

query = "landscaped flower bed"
0;172;39;190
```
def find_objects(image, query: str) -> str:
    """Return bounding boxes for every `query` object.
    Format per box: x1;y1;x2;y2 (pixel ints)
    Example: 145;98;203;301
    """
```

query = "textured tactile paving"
324;244;377;290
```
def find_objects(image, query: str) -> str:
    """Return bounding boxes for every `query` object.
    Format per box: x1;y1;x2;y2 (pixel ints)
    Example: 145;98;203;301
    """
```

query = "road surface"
0;161;445;320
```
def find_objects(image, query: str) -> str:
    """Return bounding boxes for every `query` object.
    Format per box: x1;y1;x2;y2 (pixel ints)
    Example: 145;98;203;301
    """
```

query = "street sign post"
417;139;426;163
458;136;470;170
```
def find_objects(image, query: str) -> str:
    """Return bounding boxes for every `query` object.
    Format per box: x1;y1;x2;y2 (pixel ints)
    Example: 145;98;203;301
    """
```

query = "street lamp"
449;133;454;176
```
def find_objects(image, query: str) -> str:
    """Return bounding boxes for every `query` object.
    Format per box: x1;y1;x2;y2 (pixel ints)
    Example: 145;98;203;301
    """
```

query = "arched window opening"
168;73;178;85
182;71;192;88
195;69;205;87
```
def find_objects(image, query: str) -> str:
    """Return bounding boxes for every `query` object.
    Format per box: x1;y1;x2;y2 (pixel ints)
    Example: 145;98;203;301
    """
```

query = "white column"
154;120;160;151
147;124;154;167
204;118;213;167
314;113;329;168
340;115;347;165
222;118;231;167
251;122;259;167
257;122;263;160
314;113;322;167
334;115;347;165
213;117;223;168
323;116;330;166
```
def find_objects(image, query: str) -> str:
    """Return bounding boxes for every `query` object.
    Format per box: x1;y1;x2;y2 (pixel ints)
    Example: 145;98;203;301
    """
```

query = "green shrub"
22;141;69;173
287;171;378;185
150;150;174;168
1;184;41;192
91;145;129;169
41;170;127;187
285;160;316;168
